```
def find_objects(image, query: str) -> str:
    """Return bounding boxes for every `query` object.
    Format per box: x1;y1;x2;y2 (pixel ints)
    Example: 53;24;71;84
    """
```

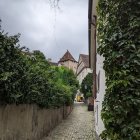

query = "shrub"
0;21;78;108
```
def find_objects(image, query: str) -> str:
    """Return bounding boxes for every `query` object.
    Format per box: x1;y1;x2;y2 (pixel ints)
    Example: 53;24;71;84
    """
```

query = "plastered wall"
0;104;72;140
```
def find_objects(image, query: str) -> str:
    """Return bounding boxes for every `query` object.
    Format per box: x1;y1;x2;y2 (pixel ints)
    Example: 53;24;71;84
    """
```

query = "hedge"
0;21;79;108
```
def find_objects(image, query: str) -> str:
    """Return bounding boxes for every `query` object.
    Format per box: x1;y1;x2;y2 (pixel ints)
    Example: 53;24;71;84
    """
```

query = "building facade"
88;0;105;139
76;54;92;85
58;50;78;74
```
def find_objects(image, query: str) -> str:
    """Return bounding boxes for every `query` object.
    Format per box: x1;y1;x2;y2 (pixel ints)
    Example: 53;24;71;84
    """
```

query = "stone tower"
58;50;78;74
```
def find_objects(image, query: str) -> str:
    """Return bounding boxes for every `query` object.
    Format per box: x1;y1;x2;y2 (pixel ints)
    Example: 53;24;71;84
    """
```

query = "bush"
0;21;78;108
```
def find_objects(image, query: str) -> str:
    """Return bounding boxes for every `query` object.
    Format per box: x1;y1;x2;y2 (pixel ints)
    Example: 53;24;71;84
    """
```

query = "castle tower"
58;50;78;74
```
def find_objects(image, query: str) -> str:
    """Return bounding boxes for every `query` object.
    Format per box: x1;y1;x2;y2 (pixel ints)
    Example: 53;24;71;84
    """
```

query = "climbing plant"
97;0;140;140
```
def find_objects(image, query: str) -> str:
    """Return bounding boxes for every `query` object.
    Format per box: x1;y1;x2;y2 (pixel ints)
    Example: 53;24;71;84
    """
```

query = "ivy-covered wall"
97;0;140;140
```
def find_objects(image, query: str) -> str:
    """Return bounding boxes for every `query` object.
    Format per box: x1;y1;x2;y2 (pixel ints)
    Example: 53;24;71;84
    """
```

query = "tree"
0;20;78;108
80;73;93;99
0;26;29;103
33;50;46;61
52;66;79;101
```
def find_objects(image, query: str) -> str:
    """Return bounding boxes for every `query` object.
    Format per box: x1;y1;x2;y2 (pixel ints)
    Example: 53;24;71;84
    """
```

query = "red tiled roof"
59;50;77;62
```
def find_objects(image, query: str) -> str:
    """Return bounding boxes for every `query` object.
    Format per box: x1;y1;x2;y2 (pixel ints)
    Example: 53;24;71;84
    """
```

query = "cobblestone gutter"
43;102;95;140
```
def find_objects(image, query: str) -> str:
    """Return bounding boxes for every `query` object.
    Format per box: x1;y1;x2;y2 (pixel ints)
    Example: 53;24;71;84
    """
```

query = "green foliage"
0;31;29;104
0;21;78;108
80;73;93;99
53;66;79;87
97;0;140;139
51;66;79;106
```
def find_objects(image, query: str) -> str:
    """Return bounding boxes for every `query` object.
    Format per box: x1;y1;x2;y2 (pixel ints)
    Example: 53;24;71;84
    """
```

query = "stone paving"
42;102;95;140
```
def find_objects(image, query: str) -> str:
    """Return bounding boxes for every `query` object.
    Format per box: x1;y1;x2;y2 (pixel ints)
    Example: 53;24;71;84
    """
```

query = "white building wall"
89;0;106;138
94;53;106;137
77;68;92;85
76;58;84;75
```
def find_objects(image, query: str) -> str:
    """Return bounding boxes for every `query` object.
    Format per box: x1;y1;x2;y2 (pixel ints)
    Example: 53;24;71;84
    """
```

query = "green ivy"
97;0;140;140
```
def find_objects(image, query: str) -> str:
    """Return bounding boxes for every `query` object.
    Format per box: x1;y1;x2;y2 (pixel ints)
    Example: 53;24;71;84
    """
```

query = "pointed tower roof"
59;50;77;62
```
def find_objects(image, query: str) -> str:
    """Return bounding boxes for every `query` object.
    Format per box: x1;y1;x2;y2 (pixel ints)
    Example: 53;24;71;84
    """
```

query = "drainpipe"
93;16;97;99
90;15;97;99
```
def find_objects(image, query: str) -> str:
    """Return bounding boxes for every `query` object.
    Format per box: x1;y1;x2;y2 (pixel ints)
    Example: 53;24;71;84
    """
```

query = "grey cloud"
0;0;88;62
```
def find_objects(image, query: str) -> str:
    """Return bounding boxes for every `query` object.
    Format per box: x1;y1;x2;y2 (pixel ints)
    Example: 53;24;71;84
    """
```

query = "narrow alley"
42;102;95;140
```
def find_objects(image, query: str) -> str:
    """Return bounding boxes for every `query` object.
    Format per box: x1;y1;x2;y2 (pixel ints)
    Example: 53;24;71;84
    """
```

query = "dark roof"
76;54;90;76
59;50;77;62
50;62;58;66
80;54;89;68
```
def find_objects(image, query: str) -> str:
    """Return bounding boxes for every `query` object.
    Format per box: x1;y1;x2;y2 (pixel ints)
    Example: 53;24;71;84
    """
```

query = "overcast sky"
0;0;88;62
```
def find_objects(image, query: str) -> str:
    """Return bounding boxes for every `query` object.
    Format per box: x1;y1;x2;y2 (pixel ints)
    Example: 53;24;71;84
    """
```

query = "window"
94;74;97;99
96;105;98;125
92;15;97;26
96;71;100;93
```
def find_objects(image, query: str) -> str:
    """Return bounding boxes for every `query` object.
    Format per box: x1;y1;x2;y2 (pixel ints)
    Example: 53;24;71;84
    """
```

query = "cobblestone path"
42;102;95;140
